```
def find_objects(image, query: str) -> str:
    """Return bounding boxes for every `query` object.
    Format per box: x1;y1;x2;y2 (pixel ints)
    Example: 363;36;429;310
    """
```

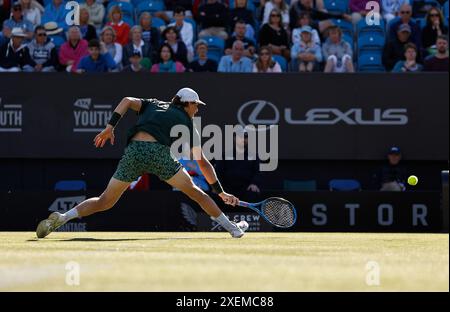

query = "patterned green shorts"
113;141;182;182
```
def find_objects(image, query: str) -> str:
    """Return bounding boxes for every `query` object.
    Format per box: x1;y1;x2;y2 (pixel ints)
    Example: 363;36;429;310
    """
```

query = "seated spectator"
42;0;69;32
79;7;97;42
392;43;423;72
377;146;407;191
229;0;256;39
43;21;65;50
100;26;123;70
389;3;421;48
225;20;256;59
27;25;59;72
198;0;228;40
292;12;321;47
139;12;161;62
258;9;290;60
59;25;89;72
218;40;253;72
162;26;188;66
349;0;380;24
421;7;448;54
263;0;289;29
382;0;409;24
122;51;149;72
77;39;116;73
215;129;262;202
424;35;449;71
0;27;34;72
151;43;186;73
187;39;218;72
291;26;322;72
253;46;282;73
169;7;194;62
123;26;153;68
289;0;351;33
383;24;415;71
106;5;131;46
80;0;105;30
322;25;354;72
2;2;34;42
20;0;41;28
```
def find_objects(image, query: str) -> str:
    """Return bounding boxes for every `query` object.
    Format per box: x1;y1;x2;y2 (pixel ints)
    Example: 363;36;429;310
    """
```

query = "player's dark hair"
88;39;100;48
174;6;185;15
171;95;189;107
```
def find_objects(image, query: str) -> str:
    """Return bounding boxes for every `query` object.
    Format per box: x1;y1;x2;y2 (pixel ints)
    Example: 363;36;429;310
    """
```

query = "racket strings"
261;200;296;228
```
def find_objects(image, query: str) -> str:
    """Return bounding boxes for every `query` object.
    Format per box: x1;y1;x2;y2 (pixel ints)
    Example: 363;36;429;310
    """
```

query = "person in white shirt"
20;0;41;27
168;6;194;62
382;0;409;24
262;0;289;28
80;0;105;29
100;26;123;70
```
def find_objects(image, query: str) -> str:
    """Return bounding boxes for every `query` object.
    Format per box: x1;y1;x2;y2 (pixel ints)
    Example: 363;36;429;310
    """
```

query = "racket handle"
238;201;251;208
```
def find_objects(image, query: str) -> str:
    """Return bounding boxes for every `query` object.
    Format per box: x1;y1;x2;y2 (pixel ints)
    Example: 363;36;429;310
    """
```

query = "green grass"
0;232;448;291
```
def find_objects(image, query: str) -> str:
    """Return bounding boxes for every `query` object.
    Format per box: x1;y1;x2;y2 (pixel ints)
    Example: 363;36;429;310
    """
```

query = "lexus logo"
237;100;408;129
237;100;279;130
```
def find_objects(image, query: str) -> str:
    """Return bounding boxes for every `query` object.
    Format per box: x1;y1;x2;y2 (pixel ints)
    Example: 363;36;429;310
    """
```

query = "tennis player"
36;88;249;238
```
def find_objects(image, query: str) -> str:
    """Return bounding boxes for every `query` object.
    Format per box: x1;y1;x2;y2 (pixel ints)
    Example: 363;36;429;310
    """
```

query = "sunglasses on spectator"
271;14;281;17
13;7;22;11
400;11;411;14
37;33;47;37
429;14;439;17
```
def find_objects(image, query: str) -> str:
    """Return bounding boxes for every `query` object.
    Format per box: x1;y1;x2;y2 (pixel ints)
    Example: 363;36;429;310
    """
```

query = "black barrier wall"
0;73;448;160
0;191;441;232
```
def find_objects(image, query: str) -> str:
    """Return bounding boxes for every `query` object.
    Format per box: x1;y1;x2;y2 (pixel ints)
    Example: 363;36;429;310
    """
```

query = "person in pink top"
59;26;89;72
349;0;381;24
151;43;185;73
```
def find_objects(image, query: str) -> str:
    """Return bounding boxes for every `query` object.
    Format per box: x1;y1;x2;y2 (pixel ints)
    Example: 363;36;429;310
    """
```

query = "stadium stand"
0;0;448;72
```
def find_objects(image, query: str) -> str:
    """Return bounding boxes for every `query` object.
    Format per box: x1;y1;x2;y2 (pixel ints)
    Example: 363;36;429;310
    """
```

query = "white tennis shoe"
36;212;66;239
230;221;249;238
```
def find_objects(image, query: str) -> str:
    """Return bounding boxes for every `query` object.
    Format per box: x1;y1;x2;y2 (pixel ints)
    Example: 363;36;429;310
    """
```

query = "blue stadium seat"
107;1;135;18
444;1;449;20
229;0;256;10
272;54;287;72
283;180;317;191
356;18;385;36
332;18;354;37
357;32;385;51
136;0;166;16
201;36;225;63
358;52;385;72
414;17;427;29
151;16;166;30
329;179;361;191
324;0;349;13
342;33;354;48
54;180;87;191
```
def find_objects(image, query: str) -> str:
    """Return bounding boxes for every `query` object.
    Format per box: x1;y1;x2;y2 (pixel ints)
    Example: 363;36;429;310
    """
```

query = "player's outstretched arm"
93;97;142;148
194;147;239;206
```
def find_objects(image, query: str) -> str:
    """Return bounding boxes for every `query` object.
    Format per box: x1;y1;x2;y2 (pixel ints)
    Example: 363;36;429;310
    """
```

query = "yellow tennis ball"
408;175;418;186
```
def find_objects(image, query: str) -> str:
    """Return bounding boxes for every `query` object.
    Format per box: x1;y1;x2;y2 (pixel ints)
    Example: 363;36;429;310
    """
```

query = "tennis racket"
238;197;297;228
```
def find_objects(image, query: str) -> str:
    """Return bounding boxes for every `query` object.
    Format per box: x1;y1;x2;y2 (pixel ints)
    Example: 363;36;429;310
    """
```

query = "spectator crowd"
0;0;448;73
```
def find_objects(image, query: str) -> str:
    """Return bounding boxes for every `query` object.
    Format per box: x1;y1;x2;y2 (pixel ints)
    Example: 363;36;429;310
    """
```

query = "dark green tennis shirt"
127;98;200;148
